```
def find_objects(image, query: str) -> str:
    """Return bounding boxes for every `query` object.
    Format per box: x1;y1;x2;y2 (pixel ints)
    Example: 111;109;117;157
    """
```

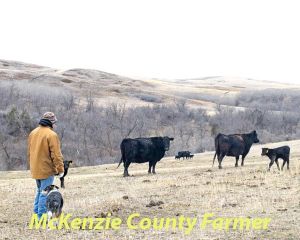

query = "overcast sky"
0;0;299;83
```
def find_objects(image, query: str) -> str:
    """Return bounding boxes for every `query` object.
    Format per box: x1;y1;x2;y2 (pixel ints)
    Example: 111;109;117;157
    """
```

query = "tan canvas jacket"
28;126;64;179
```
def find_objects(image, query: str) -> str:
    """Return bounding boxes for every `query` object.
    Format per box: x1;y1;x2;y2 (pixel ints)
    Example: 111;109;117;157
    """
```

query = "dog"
42;185;64;223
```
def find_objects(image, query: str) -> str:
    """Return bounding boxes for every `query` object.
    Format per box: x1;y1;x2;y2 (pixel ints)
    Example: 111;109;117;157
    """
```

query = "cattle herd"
60;131;292;186
46;130;293;231
116;131;291;177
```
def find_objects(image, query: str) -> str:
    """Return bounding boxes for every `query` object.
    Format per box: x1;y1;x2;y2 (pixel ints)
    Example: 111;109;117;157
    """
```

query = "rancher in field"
213;130;260;169
27;112;64;219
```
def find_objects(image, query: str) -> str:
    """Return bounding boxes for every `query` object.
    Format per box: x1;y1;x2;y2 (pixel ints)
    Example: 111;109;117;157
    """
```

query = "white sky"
0;0;299;83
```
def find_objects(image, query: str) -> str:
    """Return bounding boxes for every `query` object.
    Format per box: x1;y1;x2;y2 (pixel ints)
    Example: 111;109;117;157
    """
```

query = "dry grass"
0;140;299;239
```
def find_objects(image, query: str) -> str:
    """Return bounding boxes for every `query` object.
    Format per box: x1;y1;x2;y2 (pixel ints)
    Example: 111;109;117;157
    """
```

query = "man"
27;112;64;219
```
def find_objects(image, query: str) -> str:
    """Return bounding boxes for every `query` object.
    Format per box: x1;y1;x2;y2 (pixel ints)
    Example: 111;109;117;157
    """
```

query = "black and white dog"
42;185;64;223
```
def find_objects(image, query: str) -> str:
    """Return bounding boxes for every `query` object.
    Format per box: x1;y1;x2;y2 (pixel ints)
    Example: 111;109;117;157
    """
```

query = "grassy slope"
1;60;300;112
0;140;299;239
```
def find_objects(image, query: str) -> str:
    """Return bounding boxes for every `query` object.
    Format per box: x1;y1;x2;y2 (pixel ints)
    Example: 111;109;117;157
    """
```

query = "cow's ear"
69;161;73;164
54;185;59;190
253;130;257;134
264;148;268;152
169;137;174;141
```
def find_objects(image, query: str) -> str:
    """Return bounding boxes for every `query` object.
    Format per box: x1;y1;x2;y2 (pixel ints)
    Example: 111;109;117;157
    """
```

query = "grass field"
0;140;299;239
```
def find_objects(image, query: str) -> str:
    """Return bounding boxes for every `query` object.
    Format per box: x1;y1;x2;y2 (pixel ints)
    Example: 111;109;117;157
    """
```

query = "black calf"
261;146;290;171
60;160;73;188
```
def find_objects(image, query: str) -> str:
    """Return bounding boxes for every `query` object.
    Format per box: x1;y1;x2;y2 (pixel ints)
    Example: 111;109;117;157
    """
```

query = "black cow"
261;146;290;171
213;131;259;169
60;160;72;188
117;136;174;177
177;151;191;160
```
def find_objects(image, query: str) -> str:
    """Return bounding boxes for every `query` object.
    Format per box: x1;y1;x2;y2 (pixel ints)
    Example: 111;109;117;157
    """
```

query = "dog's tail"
49;201;61;215
53;201;60;209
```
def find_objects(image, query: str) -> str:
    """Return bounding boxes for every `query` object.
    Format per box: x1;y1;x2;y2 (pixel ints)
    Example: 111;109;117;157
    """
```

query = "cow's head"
64;160;73;169
261;148;269;156
163;137;174;151
251;130;259;143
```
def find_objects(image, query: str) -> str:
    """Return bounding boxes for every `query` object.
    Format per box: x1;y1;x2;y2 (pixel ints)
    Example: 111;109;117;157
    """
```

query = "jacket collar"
39;119;53;128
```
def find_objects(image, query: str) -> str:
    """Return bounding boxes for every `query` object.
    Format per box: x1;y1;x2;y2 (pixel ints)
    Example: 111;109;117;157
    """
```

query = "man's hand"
57;172;64;178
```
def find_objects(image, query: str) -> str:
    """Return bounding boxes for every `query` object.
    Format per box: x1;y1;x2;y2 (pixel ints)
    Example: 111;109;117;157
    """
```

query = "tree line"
0;80;299;170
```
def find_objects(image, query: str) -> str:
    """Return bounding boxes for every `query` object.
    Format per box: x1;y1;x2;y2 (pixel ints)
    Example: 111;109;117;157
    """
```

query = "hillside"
0;140;299;239
1;59;299;112
1;59;300;171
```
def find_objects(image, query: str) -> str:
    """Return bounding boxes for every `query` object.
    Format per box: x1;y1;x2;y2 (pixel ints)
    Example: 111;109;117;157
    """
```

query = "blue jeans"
33;176;54;219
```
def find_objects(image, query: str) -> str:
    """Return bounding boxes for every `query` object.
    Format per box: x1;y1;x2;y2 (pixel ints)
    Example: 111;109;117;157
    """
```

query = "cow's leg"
241;155;246;166
281;160;286;170
275;158;280;170
268;157;275;171
287;158;290;170
218;153;225;169
148;162;152;174
152;162;157;174
123;161;131;177
60;177;65;188
235;156;239;167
